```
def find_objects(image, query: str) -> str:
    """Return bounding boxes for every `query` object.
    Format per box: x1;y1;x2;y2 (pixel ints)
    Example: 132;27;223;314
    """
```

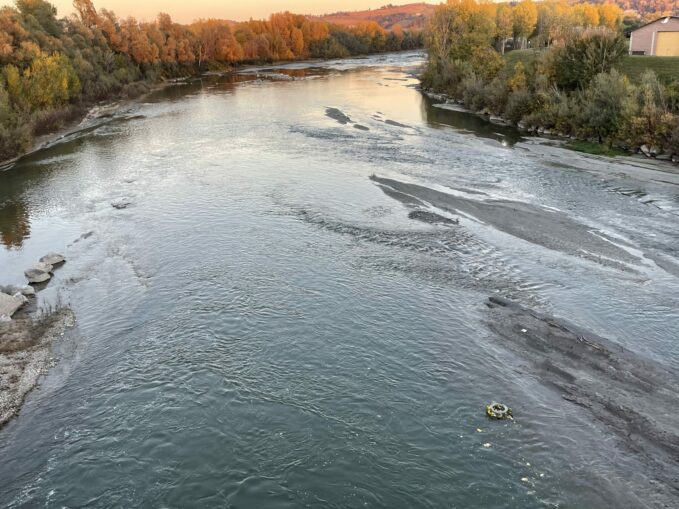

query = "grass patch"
617;55;679;84
503;49;540;68
566;140;628;157
504;52;679;85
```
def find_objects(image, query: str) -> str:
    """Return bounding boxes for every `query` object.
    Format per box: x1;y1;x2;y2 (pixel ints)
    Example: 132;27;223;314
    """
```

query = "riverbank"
0;308;75;428
423;88;679;179
0;76;193;171
0;49;426;170
0;256;74;429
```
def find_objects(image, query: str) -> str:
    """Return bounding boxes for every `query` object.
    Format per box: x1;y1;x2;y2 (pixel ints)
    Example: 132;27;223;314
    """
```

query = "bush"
669;119;679;155
461;73;488;111
484;77;510;115
551;29;627;90
32;106;82;135
504;89;536;124
580;69;636;145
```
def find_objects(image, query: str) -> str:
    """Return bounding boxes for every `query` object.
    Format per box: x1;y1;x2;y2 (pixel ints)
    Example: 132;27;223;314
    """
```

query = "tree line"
423;0;679;159
0;0;424;161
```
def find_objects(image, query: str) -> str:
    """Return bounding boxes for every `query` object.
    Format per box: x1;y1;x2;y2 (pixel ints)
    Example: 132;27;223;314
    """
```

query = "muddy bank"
0;308;75;427
517;138;679;187
371;175;641;271
486;296;679;493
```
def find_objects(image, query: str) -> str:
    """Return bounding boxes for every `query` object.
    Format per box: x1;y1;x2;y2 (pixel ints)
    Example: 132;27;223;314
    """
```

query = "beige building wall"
629;17;679;55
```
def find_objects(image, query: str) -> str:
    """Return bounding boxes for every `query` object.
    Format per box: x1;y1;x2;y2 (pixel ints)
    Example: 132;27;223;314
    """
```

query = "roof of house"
632;16;679;33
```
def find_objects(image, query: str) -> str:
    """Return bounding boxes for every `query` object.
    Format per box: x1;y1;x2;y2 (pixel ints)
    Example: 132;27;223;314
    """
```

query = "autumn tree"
598;3;623;30
495;4;513;54
513;0;538;50
73;0;98;27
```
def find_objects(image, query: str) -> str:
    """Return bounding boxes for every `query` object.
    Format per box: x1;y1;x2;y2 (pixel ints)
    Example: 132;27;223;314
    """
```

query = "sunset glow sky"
0;1;423;22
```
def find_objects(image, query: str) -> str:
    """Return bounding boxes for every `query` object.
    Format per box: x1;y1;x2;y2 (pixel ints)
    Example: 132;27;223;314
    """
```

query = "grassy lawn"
565;140;628;157
503;49;539;68
503;51;679;85
616;55;679;84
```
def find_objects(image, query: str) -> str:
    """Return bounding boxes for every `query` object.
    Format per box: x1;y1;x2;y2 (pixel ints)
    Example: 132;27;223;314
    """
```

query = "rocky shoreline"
0;253;74;428
422;88;679;165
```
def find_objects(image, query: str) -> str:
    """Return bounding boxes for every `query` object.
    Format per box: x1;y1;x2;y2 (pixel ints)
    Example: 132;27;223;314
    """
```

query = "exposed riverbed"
1;51;679;508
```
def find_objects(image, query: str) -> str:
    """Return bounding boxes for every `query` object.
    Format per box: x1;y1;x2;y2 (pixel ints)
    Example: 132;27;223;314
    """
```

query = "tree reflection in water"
0;200;30;249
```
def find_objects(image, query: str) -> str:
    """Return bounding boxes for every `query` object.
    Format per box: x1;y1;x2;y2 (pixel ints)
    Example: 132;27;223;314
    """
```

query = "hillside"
310;3;436;30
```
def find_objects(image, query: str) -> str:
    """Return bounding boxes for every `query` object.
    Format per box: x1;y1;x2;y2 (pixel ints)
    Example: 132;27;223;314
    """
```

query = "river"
1;51;679;508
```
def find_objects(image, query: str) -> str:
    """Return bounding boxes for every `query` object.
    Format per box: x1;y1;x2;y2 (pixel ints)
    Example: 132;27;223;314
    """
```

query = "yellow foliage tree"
513;0;538;49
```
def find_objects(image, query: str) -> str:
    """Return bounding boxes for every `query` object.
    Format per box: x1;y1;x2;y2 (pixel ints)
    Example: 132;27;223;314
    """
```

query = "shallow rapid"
1;51;679;508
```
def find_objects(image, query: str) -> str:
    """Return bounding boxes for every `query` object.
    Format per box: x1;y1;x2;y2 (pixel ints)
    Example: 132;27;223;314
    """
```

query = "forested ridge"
423;0;679;160
0;0;423;161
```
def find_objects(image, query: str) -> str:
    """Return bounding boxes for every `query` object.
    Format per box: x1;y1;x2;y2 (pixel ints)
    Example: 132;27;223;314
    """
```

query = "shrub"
504;89;536;124
484;77;510;115
551;28;627;90
461;72;488;111
580;69;636;145
668;119;679;155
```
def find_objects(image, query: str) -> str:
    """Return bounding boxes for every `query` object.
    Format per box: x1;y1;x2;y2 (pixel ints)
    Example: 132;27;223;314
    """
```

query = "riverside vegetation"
422;0;679;160
0;0;423;162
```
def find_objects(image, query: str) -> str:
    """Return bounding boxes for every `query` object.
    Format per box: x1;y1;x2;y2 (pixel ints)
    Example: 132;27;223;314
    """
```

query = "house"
629;16;679;56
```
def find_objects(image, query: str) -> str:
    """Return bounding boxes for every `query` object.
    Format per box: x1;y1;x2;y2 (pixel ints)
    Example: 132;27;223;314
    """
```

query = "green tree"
552;29;626;90
581;69;636;145
15;0;59;36
629;70;673;148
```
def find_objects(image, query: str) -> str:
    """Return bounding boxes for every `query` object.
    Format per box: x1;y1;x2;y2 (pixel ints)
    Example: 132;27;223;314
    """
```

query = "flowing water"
1;51;679;508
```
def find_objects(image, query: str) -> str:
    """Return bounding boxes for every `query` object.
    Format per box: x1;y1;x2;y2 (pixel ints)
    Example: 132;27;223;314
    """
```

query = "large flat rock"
0;293;25;320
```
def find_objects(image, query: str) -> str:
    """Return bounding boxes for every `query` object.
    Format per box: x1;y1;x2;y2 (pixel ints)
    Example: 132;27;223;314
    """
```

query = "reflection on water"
0;200;30;249
422;96;524;146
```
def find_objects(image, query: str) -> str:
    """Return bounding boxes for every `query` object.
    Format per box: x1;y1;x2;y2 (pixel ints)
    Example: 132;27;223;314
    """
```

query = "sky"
0;1;424;23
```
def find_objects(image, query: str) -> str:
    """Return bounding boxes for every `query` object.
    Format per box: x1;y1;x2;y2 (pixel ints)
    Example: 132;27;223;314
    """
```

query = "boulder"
33;262;53;273
640;145;652;158
656;153;672;162
25;268;51;284
0;284;35;297
0;292;25;320
40;253;65;265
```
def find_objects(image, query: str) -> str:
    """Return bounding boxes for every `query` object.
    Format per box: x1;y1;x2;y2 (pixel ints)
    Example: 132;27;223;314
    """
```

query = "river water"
1;51;679;508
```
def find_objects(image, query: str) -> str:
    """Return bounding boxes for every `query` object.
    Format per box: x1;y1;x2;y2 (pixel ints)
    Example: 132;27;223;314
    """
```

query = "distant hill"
310;3;436;31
